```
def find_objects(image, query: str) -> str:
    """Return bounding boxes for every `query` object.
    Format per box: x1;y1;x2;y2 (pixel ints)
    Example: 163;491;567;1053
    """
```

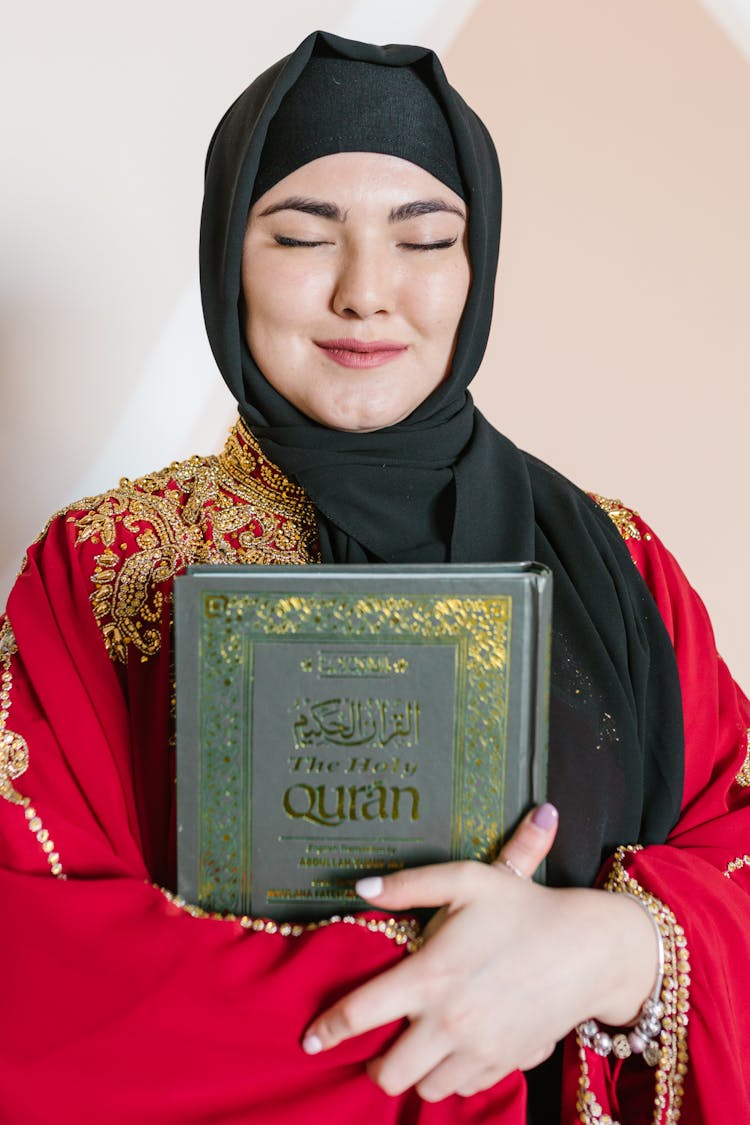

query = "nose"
331;242;394;319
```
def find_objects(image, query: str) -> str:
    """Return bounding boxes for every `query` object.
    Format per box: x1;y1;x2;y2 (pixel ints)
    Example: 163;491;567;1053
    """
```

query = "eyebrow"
389;199;465;222
257;195;466;222
258;196;343;220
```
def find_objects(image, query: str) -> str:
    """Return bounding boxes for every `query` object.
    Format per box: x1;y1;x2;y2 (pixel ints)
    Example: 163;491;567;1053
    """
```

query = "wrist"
588;888;661;1026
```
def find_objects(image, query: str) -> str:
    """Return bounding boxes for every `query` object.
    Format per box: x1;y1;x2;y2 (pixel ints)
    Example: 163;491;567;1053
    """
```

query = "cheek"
246;263;330;341
411;268;470;342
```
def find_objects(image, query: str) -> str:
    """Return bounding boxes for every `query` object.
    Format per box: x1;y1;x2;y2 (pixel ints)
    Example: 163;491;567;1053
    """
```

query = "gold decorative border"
724;853;750;879
591;495;643;542
0;618;66;878
195;590;511;915
157;886;422;951
734;730;750;787
220;421;316;522
576;1046;621;1125
577;845;690;1125
1;618;29;805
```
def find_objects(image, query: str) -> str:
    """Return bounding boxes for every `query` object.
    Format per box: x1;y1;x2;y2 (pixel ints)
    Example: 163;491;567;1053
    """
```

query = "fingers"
353;859;486;912
367;1019;451;1097
353;804;560;914
495;802;558;879
411;1053;501;1103
302;952;418;1056
301;805;560;1075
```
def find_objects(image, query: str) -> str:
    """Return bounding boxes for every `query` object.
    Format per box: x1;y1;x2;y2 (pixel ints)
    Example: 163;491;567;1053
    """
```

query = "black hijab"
200;30;684;890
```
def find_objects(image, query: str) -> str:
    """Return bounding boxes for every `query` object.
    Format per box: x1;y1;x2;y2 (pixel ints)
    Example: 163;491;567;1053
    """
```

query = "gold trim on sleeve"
724;853;750;879
734;730;750;787
575;1048;621;1125
576;845;690;1125
156;885;422;951
0;618;28;804
0;618;65;879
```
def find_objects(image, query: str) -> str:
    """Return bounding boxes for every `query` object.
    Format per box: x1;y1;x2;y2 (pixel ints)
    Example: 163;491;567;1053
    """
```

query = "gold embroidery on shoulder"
578;845;689;1125
157;885;422;949
0;618;66;878
75;463;220;663
74;423;319;664
734;730;750;787
590;494;642;541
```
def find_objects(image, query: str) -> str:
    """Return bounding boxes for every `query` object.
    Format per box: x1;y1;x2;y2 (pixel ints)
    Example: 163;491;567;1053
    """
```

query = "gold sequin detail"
724;853;750;879
72;422;319;663
576;1050;620;1125
734;730;750;787
0;618;65;878
0;618;28;804
591;494;642;542
576;845;689;1125
21;801;65;877
156;886;423;952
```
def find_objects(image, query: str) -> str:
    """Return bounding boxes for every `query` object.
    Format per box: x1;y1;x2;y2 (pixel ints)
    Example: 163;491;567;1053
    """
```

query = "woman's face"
242;151;470;432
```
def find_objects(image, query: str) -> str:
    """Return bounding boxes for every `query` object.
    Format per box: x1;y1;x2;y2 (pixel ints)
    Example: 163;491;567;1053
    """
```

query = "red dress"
1;424;748;1123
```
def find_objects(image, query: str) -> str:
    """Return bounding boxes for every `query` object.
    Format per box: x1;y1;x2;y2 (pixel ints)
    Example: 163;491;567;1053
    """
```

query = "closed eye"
399;237;458;252
274;235;329;247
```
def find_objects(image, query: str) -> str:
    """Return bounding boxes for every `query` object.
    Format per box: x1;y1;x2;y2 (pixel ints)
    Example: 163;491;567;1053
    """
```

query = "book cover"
175;563;551;920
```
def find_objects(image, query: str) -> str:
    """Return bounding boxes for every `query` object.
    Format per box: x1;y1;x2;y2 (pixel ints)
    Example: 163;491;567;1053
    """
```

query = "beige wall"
448;0;749;687
1;0;747;688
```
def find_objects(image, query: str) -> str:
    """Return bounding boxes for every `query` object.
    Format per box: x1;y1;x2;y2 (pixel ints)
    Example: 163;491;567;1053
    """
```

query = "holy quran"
175;563;551;920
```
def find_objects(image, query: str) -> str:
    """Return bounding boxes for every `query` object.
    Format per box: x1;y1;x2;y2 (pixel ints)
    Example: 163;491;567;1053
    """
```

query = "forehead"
251;151;466;214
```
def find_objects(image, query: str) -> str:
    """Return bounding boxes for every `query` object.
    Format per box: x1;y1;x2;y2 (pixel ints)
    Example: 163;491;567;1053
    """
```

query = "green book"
175;563;551;920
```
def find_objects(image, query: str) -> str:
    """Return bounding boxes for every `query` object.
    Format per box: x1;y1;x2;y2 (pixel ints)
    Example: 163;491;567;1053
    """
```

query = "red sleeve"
0;513;526;1125
565;512;750;1124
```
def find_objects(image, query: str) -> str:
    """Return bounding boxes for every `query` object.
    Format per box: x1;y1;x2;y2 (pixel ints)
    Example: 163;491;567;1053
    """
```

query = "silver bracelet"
576;892;665;1068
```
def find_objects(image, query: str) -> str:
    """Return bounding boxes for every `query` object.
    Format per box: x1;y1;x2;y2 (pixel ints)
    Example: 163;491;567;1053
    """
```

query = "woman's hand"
301;806;659;1102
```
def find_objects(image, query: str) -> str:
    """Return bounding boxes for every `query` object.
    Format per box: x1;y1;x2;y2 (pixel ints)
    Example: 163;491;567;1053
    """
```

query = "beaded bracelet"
576;893;666;1068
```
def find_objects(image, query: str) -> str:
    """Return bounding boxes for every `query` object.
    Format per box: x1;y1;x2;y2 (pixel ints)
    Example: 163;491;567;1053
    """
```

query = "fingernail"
355;876;384;899
302;1033;323;1055
531;802;558;830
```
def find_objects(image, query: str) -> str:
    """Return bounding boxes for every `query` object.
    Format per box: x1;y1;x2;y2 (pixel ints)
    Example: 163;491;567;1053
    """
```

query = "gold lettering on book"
293;697;420;749
314;651;409;677
288;754;417;779
282;782;420;826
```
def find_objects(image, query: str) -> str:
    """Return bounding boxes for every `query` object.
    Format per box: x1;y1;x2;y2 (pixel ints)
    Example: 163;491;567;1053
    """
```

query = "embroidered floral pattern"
73;423;320;663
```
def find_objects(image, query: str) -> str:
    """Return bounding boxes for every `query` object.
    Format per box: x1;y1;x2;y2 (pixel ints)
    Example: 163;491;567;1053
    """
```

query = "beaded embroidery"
591;494;642;542
0;618;65;878
576;845;689;1125
734;730;750;787
0;618;27;804
72;422;320;663
723;853;750;879
158;886;423;951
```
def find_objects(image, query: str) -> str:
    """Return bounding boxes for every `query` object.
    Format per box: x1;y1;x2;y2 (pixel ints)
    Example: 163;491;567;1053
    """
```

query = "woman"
1;30;748;1124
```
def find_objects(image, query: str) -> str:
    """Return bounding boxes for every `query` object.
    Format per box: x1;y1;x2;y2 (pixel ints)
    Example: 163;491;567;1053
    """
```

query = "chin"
314;402;410;433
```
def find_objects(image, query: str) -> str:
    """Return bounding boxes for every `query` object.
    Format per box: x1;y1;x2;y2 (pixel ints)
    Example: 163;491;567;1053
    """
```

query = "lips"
314;338;407;369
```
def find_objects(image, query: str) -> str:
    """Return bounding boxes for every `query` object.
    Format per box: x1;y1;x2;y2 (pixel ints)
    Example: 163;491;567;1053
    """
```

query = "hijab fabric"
199;30;684;892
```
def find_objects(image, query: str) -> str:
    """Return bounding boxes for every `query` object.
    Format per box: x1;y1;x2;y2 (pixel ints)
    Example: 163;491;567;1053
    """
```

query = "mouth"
314;338;408;369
